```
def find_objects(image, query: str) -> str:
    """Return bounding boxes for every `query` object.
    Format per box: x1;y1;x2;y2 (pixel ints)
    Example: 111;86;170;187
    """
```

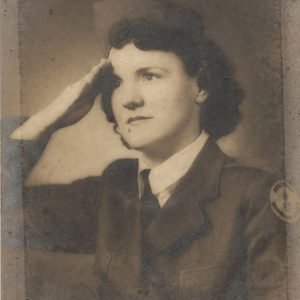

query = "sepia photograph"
1;0;300;299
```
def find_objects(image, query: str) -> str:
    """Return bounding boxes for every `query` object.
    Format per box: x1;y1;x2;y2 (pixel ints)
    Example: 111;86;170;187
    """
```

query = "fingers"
84;58;110;85
66;58;110;99
49;58;110;112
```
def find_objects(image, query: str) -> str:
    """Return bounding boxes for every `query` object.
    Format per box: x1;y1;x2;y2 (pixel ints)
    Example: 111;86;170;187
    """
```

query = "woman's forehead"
108;43;184;74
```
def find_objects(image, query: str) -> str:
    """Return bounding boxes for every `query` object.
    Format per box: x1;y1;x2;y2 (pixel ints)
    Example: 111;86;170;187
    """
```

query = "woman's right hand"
10;58;111;140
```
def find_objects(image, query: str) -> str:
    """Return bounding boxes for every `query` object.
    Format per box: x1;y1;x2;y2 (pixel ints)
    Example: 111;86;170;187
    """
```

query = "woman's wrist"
10;111;57;141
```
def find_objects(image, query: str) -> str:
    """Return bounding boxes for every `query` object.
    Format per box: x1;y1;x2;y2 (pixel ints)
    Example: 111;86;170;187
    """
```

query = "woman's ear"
195;88;209;104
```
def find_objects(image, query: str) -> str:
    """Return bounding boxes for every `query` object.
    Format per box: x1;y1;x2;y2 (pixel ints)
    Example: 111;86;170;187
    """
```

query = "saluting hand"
10;58;111;140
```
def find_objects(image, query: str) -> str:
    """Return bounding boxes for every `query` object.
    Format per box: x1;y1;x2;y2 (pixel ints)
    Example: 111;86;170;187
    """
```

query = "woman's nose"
121;85;144;110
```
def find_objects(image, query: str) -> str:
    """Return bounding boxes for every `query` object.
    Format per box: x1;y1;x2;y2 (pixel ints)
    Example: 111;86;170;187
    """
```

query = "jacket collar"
137;131;209;204
144;138;227;256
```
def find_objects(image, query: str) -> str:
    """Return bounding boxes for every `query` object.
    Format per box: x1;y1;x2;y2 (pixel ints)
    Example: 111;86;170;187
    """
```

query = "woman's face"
109;43;206;155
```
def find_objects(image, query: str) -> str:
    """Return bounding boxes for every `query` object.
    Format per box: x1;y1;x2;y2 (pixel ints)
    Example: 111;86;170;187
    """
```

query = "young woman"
12;2;287;299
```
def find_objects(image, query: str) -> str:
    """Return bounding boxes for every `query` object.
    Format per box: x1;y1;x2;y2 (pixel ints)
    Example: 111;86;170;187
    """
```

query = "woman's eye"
142;72;160;81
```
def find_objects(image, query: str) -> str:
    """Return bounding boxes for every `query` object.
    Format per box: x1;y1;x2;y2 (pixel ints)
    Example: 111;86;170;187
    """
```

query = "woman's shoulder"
220;158;284;214
222;157;279;184
102;158;138;178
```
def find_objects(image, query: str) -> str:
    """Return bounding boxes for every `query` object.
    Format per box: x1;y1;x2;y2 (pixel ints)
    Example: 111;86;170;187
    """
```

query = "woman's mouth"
127;116;153;124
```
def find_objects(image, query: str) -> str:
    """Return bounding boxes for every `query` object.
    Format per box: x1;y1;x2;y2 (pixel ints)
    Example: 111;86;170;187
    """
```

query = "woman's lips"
127;116;153;124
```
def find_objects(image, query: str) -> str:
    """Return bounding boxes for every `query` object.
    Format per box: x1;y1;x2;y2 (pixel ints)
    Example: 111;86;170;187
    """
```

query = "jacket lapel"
145;139;227;256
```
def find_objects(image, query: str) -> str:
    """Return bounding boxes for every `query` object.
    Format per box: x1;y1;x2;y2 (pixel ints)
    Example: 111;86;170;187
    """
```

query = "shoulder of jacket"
218;159;283;216
102;158;138;177
221;158;279;188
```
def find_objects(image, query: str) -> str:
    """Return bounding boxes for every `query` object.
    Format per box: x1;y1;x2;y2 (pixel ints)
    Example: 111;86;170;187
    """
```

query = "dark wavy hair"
100;4;244;140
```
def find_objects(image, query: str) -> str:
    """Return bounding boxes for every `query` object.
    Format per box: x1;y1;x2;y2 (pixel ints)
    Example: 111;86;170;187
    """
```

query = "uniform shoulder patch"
270;180;300;223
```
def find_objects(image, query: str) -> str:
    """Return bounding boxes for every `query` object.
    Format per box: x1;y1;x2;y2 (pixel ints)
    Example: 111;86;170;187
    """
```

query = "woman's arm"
243;172;288;300
10;59;111;178
10;59;110;141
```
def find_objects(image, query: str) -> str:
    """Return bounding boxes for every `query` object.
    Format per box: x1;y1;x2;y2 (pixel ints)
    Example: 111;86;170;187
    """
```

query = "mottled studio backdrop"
1;0;288;299
12;0;283;185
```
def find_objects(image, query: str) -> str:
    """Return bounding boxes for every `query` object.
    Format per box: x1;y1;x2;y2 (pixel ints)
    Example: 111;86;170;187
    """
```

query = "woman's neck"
139;129;202;168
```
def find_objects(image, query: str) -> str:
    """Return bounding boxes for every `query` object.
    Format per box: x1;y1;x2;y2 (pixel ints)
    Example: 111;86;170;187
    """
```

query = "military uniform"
23;138;287;299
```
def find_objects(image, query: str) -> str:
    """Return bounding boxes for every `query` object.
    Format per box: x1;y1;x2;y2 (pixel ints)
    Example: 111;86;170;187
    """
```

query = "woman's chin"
124;137;155;152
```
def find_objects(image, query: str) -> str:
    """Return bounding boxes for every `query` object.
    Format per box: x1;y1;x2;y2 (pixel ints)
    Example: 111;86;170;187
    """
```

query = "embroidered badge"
270;180;300;223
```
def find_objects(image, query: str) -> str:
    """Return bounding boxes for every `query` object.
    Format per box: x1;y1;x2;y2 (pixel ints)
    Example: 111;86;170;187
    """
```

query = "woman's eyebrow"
137;67;170;74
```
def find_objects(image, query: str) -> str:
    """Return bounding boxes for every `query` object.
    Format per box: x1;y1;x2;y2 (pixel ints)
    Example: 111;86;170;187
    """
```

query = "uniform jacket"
24;138;288;299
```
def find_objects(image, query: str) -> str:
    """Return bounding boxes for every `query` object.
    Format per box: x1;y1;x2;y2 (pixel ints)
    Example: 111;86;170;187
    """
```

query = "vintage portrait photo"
1;0;300;299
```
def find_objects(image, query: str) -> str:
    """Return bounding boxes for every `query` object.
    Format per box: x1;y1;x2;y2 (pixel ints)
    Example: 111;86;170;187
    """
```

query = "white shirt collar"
138;131;209;205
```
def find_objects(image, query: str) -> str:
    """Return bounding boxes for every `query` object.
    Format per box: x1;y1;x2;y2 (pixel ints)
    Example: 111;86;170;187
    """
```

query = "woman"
12;2;287;299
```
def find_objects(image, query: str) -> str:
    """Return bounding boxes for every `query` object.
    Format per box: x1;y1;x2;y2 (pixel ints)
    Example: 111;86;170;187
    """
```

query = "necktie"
140;169;160;231
139;169;160;295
